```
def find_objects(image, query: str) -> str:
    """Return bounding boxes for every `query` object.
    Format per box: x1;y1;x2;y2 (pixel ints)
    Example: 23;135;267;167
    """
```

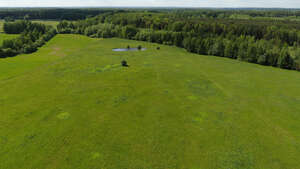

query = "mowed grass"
0;34;300;169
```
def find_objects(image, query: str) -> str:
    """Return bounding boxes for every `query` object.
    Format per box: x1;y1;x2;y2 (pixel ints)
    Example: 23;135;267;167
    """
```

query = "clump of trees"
0;20;57;58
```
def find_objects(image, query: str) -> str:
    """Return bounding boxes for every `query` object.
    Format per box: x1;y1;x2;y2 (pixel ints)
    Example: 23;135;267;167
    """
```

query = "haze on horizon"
0;0;299;8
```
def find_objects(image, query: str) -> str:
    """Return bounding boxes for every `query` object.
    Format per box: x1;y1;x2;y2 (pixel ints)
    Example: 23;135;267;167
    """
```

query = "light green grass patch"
91;152;101;159
90;64;122;73
193;112;208;123
174;64;181;68
56;112;70;120
187;95;198;100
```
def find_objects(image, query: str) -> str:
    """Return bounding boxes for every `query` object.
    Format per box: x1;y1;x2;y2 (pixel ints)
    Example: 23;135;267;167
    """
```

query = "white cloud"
0;0;299;8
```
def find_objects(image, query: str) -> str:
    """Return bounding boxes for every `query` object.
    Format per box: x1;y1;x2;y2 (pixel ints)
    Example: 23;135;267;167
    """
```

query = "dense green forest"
0;20;56;58
2;8;300;21
56;10;300;71
0;8;119;20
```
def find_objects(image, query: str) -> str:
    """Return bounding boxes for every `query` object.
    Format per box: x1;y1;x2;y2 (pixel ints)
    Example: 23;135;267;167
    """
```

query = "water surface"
113;48;147;52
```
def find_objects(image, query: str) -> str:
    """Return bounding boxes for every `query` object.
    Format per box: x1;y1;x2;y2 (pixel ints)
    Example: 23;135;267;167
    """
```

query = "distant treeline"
1;8;300;21
0;20;56;58
0;8;121;20
159;9;300;19
57;11;300;71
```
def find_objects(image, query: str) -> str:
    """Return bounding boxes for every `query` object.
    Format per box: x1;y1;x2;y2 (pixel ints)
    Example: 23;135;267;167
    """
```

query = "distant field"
0;34;300;169
32;20;59;28
0;33;18;45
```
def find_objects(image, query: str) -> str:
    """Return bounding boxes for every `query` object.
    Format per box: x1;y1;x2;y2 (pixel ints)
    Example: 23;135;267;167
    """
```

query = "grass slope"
0;34;300;169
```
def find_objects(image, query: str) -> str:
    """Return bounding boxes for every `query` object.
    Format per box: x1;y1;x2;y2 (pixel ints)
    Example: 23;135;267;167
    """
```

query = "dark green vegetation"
57;10;300;71
0;33;18;45
0;34;300;168
2;8;300;21
0;8;117;20
0;20;56;58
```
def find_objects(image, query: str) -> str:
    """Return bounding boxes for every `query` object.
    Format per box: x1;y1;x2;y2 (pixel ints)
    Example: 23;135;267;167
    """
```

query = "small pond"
112;48;147;52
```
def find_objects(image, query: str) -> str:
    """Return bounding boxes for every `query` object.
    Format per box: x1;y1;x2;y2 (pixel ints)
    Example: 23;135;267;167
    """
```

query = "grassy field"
0;34;300;169
0;33;18;45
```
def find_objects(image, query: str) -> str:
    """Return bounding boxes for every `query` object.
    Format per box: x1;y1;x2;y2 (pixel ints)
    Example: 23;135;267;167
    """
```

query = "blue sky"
0;0;299;8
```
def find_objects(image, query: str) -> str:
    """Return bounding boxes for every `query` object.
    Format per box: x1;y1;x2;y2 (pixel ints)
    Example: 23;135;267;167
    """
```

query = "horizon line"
0;6;300;9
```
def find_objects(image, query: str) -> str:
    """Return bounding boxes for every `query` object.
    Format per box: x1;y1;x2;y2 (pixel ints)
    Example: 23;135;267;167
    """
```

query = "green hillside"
0;34;300;169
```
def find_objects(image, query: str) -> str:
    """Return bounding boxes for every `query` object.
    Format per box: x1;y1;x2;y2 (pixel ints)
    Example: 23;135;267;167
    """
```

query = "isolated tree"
137;45;142;50
121;60;129;67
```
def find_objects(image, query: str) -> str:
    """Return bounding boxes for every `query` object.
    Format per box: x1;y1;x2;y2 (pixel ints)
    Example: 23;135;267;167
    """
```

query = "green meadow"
0;34;300;169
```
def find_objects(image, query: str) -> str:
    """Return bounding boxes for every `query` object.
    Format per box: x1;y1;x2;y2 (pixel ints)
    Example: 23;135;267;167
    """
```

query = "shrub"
137;45;142;50
121;60;129;67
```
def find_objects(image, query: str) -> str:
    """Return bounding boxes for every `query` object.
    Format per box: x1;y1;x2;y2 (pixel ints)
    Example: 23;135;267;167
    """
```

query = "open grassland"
0;34;300;169
0;33;18;45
